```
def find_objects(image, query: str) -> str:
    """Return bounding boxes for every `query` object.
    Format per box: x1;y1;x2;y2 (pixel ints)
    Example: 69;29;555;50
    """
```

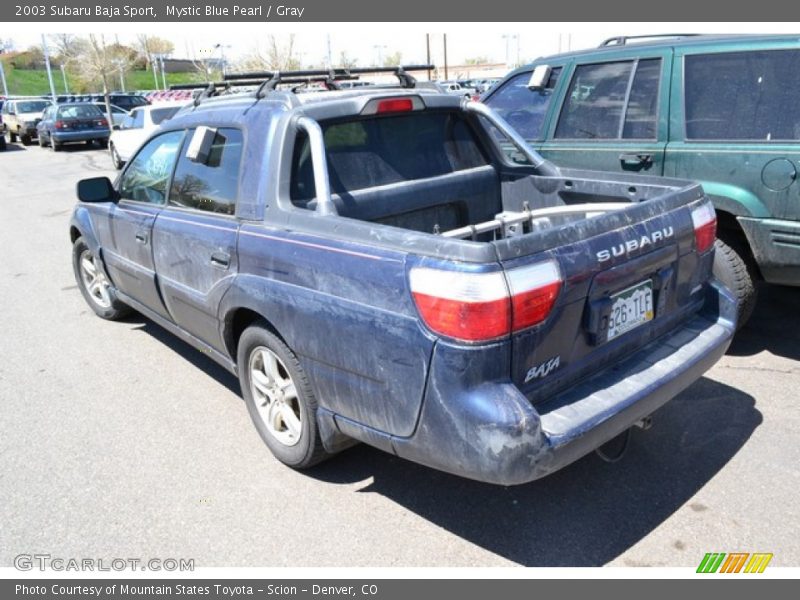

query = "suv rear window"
291;112;489;202
685;49;800;141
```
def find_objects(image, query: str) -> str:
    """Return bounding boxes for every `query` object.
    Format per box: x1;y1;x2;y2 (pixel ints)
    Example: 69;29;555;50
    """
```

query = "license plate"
606;280;654;341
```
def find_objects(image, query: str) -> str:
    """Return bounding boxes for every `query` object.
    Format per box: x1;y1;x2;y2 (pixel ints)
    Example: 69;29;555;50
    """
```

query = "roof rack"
599;34;701;47
169;64;435;105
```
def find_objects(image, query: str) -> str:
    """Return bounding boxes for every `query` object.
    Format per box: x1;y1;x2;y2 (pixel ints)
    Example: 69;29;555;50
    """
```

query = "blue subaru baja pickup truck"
69;67;735;485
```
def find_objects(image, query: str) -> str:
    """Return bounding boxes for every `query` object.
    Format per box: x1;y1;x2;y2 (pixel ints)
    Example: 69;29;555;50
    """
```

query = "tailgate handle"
619;153;653;167
135;231;148;244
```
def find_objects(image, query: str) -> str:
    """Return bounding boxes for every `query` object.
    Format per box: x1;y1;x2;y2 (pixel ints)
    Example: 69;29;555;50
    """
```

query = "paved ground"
1;142;798;568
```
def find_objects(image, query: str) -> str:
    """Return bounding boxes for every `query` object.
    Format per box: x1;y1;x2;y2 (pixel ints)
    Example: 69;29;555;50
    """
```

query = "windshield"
150;106;181;125
16;101;50;113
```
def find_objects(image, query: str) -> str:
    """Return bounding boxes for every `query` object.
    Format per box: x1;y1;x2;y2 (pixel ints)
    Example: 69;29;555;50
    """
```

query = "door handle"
210;251;231;268
619;153;654;167
135;231;148;244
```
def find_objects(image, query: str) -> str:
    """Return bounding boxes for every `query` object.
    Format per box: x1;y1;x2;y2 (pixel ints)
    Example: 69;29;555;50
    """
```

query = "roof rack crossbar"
599;34;701;47
225;64;432;90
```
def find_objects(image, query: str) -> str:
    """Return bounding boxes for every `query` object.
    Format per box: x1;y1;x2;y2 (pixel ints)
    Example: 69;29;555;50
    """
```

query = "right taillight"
409;259;562;343
691;203;717;254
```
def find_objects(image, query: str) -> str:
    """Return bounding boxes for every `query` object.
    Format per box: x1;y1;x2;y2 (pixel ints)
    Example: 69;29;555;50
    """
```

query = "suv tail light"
691;203;717;254
409;260;562;342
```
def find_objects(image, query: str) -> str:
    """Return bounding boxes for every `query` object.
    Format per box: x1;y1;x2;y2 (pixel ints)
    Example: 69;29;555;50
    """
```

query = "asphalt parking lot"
1;143;798;568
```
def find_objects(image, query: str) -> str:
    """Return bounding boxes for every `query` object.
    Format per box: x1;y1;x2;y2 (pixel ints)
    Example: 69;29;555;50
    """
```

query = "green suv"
484;34;800;326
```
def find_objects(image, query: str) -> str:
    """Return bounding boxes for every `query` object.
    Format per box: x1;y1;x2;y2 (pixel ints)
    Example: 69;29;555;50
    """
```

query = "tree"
338;51;358;69
238;34;301;72
136;35;174;70
383;51;402;67
71;35;136;122
49;34;84;62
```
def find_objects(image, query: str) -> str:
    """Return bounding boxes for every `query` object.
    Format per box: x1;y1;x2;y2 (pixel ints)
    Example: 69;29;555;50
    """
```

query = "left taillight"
409;259;562;343
691;203;717;254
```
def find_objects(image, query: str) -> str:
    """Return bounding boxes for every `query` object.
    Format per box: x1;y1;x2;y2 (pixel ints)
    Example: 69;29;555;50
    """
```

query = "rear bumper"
52;130;109;143
392;280;736;485
739;216;800;286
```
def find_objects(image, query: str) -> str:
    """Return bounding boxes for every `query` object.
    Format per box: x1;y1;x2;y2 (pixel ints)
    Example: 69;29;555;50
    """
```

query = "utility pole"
443;34;448;80
426;34;431;81
326;34;333;69
151;55;159;89
60;64;69;94
41;34;57;99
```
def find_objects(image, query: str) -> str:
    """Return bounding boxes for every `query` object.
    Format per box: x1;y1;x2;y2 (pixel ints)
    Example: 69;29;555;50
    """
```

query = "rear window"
685;49;800;141
151;106;181;125
58;104;102;119
291;111;489;202
16;100;50;113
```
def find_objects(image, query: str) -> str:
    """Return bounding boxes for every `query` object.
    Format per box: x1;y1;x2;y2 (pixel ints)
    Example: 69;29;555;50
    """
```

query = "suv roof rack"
170;65;434;102
599;34;702;47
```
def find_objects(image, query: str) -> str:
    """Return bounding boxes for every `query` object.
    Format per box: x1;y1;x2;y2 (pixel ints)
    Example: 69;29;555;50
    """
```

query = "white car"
92;103;129;128
108;102;186;169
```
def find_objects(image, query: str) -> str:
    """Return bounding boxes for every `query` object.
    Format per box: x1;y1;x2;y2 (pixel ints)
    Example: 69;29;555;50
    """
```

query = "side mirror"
77;177;116;203
527;65;552;91
186;125;218;163
113;124;121;130
7;109;15;116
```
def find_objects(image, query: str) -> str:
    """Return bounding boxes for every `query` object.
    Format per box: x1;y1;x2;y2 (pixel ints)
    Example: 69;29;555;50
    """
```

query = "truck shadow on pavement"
727;283;800;361
307;377;759;567
126;316;760;567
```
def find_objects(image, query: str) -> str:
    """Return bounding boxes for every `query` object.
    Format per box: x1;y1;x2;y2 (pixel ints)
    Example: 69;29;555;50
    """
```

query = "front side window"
168;128;243;215
150;106;182;126
556;59;661;140
485;68;562;140
119;130;184;204
685;49;800;141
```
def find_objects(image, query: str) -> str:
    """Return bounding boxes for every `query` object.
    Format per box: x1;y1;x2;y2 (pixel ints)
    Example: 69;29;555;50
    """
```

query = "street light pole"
60;64;69;94
160;55;167;90
41;34;57;99
0;61;8;96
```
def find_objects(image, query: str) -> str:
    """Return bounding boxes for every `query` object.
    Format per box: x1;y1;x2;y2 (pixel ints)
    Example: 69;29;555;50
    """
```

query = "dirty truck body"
70;88;735;485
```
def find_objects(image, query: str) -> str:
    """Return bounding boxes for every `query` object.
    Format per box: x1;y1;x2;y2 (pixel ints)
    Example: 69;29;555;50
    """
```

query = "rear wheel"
20;133;32;146
98;139;109;149
51;139;61;152
713;238;757;329
110;143;123;169
9;130;17;143
238;324;329;469
72;237;131;320
0;135;6;151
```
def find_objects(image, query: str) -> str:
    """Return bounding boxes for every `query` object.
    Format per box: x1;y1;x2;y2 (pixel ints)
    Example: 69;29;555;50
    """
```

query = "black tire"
0;135;6;151
713;238;757;329
72;236;131;320
85;139;94;146
20;134;32;146
109;143;123;169
9;130;17;143
51;140;61;152
98;139;109;149
237;324;329;469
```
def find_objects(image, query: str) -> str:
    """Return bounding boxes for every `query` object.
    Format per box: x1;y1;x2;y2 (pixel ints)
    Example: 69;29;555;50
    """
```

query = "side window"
685;49;800;141
556;59;661;140
556;61;633;139
485;68;562;140
132;110;145;128
622;59;661;139
119;130;184;204
168;128;243;215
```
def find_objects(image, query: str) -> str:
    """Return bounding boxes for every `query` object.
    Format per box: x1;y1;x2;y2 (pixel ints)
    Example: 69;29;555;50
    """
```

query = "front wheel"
72;237;131;320
238;325;329;469
713;238;757;329
109;143;123;169
20;134;32;146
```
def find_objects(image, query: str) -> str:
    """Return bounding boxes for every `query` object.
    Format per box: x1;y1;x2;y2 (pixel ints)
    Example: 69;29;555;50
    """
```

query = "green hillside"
0;62;206;96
